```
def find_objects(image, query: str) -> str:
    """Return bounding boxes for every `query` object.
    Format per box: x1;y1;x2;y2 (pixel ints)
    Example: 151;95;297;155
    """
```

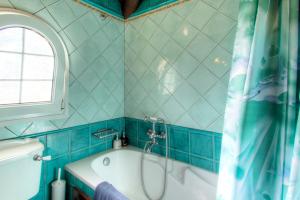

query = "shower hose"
140;123;168;200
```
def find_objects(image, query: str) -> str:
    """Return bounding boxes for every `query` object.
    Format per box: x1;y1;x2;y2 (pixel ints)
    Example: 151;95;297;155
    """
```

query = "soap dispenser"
121;132;128;147
113;134;122;149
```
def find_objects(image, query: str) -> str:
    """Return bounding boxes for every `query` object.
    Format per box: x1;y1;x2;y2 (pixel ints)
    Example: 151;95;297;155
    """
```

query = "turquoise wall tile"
214;134;222;160
169;126;189;152
46;131;70;159
138;140;147;150
89;142;107;155
125;118;138;146
46;156;69;183
105;136;115;149
190;156;214;171
214;161;220;173
107;118;124;133
138;120;152;141
152;144;166;156
71;127;90;152
190;131;213;159
125;117;222;173
169;149;189;163
71;149;90;162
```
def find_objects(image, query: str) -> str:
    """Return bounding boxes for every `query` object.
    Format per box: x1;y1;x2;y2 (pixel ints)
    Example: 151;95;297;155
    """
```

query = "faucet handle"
156;132;166;139
33;154;52;161
147;129;155;138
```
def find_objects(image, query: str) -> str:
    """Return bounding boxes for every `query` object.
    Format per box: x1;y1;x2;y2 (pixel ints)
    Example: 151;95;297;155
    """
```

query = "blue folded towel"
94;181;129;200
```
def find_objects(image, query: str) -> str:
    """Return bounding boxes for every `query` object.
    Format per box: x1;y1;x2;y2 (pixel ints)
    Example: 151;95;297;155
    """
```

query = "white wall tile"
0;0;13;7
47;0;76;28
202;12;236;43
125;0;239;133
10;0;44;13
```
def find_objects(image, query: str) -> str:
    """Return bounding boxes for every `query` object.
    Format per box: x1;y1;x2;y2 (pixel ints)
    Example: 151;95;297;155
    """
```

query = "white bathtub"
65;147;218;200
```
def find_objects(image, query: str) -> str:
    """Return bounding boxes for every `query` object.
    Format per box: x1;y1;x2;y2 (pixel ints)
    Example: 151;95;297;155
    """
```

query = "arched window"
0;9;69;124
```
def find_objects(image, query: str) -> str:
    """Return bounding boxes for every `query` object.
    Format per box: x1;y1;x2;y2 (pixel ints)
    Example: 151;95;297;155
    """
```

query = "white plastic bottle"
113;134;122;149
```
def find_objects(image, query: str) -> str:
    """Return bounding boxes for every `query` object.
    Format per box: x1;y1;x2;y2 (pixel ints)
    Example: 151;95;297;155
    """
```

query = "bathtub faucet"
144;116;167;153
141;117;169;200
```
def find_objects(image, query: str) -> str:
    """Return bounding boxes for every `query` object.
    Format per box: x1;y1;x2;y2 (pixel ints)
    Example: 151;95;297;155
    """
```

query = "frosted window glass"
0;27;23;52
0;52;22;79
0;81;20;105
21;81;53;103
24;29;54;56
23;55;54;80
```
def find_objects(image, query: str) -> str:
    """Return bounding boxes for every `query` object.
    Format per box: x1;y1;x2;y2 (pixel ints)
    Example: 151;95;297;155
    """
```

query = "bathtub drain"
103;157;110;166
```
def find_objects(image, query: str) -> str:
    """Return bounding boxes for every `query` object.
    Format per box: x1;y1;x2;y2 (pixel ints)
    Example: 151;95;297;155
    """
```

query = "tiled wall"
125;117;222;173
0;0;124;140
125;0;239;133
29;118;124;200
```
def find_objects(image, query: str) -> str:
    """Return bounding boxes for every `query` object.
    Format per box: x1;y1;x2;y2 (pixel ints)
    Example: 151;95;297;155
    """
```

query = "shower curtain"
216;0;300;200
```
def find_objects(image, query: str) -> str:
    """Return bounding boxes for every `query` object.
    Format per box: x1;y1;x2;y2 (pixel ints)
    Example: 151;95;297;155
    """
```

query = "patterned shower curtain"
216;0;300;200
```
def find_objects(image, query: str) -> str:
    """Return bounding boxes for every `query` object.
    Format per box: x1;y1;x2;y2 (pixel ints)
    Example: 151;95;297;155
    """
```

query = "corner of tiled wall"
124;0;239;133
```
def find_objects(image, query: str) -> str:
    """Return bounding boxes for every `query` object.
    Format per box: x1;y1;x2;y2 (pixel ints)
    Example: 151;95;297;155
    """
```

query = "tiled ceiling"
78;0;184;20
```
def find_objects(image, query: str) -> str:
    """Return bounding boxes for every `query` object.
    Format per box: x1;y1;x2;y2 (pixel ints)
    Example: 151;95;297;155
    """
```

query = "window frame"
0;8;69;125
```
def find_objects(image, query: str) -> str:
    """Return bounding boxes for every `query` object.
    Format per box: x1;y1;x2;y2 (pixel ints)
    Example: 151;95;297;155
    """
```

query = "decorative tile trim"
76;0;189;21
125;117;222;173
127;0;189;21
76;0;124;20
